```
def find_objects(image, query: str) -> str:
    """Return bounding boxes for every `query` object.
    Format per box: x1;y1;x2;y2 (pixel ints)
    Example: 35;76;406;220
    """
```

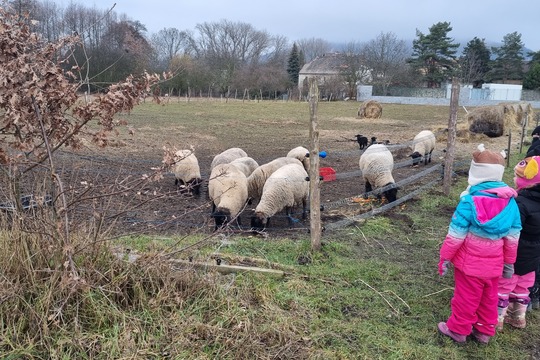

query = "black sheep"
355;134;368;150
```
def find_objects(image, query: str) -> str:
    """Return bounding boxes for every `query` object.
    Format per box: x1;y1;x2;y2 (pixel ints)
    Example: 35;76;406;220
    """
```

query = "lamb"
251;163;309;231
410;130;436;166
355;135;368;150
171;149;202;196
247;157;303;202
358;143;398;202
210;147;248;172
229;156;259;177
286;146;310;171
208;163;249;231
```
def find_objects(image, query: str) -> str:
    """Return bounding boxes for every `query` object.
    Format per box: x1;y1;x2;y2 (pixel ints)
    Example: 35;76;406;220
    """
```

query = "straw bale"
357;100;382;119
467;104;522;138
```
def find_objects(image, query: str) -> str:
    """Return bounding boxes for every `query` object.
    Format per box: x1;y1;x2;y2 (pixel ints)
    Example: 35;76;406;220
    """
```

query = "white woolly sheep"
208;163;249;231
410;130;436;166
210;147;248;172
229;156;259;177
250;163;309;231
171;149;202;196
359;144;398;202
286;146;310;171
247;157;303;203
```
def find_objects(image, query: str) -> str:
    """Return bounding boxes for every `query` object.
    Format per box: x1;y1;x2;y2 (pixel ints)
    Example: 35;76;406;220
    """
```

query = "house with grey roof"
298;52;370;100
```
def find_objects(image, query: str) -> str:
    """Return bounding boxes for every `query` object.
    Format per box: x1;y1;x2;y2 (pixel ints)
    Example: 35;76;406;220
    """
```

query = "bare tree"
32;0;63;42
187;20;273;94
151;27;189;69
297;37;331;62
340;42;371;99
362;32;410;95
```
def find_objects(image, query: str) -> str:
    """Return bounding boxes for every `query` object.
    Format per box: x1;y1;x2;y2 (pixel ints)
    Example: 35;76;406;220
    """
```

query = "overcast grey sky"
85;0;540;51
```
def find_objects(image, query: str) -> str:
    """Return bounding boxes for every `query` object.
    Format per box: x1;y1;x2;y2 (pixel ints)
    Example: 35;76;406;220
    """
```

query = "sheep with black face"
208;163;249;231
247;157;303;203
359;144;398;202
250;163;309;231
286;146;310;171
171;149;202;196
410;130;436;166
210;147;248;172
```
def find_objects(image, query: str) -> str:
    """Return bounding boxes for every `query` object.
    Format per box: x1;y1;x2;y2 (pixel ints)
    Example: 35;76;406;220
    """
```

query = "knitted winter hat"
468;144;506;186
514;156;540;190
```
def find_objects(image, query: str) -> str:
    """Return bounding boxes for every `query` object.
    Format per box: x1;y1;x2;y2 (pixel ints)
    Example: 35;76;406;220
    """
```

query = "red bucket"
319;167;336;182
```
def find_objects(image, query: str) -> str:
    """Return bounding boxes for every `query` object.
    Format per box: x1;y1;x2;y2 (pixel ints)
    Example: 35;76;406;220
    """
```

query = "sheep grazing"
171;149;202;196
229;156;259;177
286;146;310;171
208;163;249;231
247;157;303;203
210;147;248;172
359;144;397;202
251;163;309;231
410;130;436;166
355;135;368;150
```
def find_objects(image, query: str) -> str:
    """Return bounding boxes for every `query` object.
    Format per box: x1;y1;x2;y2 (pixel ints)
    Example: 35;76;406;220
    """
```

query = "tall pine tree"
287;43;302;86
408;22;460;88
490;32;525;83
459;37;491;87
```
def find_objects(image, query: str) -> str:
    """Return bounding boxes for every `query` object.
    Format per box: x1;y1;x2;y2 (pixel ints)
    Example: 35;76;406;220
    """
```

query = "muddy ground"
3;105;523;239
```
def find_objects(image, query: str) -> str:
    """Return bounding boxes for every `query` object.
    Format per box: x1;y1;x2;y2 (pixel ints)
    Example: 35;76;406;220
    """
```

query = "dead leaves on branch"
0;7;163;168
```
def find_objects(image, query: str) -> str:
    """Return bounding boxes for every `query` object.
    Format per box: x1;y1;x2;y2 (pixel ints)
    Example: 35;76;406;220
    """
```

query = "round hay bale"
357;100;382;119
467;105;511;138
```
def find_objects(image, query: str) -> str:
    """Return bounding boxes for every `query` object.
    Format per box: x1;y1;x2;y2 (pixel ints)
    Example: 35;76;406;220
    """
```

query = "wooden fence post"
308;79;321;251
507;130;512;167
519;110;528;154
443;77;460;196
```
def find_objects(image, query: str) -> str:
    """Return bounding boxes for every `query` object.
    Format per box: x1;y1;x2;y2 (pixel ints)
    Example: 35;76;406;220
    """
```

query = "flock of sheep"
171;129;437;232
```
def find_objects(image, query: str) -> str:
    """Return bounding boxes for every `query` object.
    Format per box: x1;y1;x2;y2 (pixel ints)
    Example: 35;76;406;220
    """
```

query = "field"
2;99;540;359
46;99;518;237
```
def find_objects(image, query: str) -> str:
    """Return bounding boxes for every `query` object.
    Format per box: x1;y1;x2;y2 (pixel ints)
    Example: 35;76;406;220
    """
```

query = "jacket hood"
466;182;520;238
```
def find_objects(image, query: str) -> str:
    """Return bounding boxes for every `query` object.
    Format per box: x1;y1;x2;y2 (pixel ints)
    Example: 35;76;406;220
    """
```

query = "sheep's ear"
500;149;508;159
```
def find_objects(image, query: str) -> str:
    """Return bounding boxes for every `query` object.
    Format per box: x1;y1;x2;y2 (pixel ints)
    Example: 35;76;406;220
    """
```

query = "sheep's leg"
236;215;242;228
424;153;428;166
301;198;307;220
428;150;433;163
364;180;373;199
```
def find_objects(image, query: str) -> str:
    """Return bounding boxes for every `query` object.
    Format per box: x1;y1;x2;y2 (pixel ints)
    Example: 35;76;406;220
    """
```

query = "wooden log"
169;259;287;277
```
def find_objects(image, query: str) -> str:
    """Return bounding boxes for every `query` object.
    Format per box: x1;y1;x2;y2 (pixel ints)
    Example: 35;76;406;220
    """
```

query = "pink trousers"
498;271;536;301
446;268;499;336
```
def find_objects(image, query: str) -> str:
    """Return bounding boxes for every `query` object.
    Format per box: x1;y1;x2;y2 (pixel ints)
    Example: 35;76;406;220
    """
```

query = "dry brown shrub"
357;100;383;119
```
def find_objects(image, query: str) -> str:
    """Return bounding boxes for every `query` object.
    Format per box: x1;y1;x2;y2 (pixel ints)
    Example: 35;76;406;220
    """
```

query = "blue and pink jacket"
440;181;522;278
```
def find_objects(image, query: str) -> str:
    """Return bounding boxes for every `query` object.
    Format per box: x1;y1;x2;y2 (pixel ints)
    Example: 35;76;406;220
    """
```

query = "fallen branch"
169;259;287;277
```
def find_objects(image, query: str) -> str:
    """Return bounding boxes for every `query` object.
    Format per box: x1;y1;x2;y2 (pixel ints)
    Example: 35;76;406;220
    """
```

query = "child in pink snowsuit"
497;155;540;330
437;144;522;344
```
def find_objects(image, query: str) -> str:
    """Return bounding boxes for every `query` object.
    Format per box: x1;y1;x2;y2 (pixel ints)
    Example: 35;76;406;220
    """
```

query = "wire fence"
0;139;469;234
